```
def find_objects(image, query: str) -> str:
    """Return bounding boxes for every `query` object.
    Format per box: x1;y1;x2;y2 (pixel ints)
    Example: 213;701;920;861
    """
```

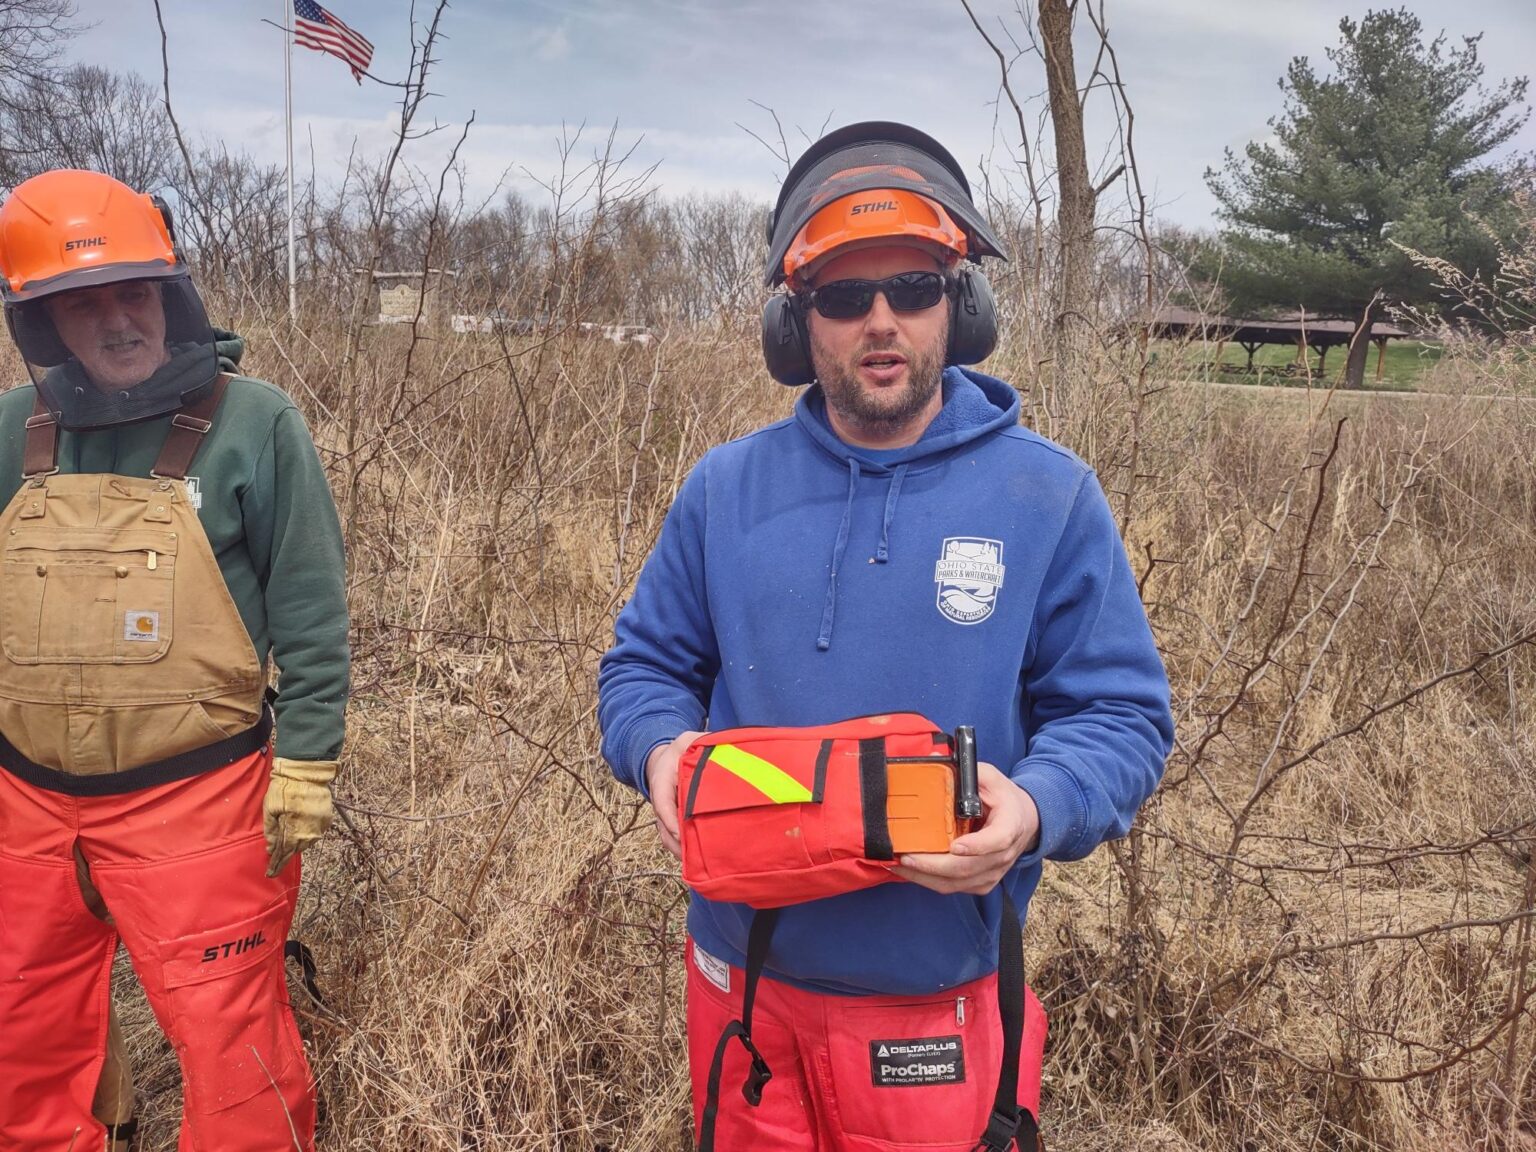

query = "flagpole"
284;0;297;322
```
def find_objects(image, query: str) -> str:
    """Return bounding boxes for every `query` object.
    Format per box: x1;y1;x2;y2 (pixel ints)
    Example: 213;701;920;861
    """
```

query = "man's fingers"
897;848;1009;879
658;823;683;861
949;820;1015;857
893;860;1005;896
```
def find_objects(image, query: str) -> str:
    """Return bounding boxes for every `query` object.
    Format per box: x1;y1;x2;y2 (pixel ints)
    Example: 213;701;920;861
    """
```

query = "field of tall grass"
27;292;1531;1150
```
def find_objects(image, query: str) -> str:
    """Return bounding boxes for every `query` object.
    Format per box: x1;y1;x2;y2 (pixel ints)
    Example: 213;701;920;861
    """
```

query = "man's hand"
893;763;1040;896
263;758;338;877
644;730;704;860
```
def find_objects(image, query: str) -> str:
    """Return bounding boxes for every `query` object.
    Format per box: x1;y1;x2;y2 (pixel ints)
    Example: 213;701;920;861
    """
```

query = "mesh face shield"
18;276;220;431
764;122;1007;287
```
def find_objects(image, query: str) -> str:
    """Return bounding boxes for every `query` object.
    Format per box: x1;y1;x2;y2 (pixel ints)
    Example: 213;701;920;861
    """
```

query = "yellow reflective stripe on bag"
710;743;814;804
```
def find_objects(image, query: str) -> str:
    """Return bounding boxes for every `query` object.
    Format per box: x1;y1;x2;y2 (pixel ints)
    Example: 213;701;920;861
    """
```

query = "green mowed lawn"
1150;338;1443;391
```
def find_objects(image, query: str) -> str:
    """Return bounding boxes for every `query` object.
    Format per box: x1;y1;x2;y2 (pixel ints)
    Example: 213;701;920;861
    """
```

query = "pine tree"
1205;8;1529;387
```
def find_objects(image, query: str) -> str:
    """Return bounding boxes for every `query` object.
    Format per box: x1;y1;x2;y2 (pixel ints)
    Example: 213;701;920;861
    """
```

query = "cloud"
60;0;1536;233
536;23;571;62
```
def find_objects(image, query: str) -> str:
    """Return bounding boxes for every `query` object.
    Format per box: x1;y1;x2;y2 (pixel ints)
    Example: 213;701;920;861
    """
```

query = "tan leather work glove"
263;758;338;877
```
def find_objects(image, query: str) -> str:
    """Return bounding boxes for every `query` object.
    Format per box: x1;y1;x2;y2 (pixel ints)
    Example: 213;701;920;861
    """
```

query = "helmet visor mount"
764;122;1007;288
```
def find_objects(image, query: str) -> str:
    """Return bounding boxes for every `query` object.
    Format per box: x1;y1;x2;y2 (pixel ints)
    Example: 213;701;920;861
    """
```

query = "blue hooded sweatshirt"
598;367;1172;996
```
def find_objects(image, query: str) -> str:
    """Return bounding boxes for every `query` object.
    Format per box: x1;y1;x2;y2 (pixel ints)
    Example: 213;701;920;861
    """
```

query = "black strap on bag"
697;907;779;1151
104;1116;138;1149
973;893;1040;1152
697;895;1040;1152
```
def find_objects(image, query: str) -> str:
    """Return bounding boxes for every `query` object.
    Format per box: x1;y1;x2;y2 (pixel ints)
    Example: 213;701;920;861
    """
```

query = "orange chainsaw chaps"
0;748;316;1152
677;712;963;908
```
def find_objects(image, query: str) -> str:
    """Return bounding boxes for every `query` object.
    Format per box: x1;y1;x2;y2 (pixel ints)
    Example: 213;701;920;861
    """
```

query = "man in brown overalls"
0;169;349;1150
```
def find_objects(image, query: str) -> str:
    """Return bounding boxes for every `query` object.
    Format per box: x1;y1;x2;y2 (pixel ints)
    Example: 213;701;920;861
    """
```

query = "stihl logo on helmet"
0;170;179;304
850;201;898;215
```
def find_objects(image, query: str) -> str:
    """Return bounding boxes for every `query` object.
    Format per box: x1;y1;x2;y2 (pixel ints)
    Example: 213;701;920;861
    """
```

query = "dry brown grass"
23;300;1530;1149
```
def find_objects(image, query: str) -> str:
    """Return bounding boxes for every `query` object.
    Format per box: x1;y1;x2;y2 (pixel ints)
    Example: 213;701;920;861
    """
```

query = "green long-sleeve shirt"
0;335;349;760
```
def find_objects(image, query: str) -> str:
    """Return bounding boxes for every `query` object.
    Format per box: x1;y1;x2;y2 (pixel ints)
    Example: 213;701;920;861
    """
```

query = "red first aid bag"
677;712;970;909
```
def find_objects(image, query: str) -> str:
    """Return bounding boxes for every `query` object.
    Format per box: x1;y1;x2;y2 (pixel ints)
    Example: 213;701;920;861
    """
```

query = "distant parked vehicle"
578;322;659;346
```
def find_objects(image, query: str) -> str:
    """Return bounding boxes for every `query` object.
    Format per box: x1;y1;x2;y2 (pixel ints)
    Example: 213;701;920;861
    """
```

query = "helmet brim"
0;257;185;304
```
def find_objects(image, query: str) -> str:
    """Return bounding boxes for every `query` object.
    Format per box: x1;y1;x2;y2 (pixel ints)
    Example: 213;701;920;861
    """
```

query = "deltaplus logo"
869;1035;966;1086
64;236;107;251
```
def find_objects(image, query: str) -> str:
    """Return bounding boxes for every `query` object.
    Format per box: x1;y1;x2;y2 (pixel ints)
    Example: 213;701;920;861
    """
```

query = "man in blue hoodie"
599;123;1173;1151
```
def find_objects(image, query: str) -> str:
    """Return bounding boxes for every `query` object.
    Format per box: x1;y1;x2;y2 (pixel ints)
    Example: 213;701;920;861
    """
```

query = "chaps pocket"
822;990;997;1146
160;897;303;1115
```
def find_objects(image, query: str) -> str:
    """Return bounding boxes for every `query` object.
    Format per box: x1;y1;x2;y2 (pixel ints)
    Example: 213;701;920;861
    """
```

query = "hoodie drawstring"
818;461;908;651
817;458;860;651
875;464;907;564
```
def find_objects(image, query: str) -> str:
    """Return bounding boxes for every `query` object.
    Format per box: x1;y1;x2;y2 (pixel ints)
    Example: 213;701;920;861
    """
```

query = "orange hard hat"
782;186;968;287
0;169;182;304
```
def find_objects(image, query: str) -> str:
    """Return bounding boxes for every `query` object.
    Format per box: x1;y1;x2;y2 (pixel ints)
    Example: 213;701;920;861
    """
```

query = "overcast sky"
70;0;1536;231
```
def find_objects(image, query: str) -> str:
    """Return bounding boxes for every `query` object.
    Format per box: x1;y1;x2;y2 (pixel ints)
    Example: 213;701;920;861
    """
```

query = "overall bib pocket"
2;528;177;665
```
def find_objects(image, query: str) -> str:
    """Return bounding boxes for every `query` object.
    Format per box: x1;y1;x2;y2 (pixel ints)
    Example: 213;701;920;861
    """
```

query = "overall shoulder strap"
152;373;230;480
22;395;59;479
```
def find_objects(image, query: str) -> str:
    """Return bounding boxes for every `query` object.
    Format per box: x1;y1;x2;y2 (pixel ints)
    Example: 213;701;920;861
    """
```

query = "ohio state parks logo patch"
934;537;1006;625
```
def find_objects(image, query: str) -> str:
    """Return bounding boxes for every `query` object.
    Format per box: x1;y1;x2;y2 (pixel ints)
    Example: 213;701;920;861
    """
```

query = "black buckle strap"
285;939;326;1006
105;1116;138;1144
976;892;1039;1151
697;907;780;1152
975;1105;1021;1152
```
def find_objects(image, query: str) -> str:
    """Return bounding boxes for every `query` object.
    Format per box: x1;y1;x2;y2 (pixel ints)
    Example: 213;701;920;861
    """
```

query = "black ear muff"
151;195;178;248
5;301;70;367
946;267;998;367
761;293;815;387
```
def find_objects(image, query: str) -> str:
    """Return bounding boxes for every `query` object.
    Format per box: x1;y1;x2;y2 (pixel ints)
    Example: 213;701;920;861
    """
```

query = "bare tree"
0;65;174;188
0;0;74;101
1037;0;1096;418
0;0;79;179
176;143;289;301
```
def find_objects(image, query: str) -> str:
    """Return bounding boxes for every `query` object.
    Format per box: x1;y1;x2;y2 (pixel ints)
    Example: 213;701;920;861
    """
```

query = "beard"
809;322;948;439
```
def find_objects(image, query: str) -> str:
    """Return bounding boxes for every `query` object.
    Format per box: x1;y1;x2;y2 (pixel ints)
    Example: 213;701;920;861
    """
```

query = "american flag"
293;0;374;83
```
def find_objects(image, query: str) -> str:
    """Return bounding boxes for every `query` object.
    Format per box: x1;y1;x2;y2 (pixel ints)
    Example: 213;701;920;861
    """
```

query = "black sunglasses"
799;271;953;320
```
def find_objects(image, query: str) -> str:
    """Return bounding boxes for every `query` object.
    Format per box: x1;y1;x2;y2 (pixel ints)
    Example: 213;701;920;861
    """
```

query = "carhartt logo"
64;237;107;251
201;930;266;963
850;201;898;215
123;610;160;642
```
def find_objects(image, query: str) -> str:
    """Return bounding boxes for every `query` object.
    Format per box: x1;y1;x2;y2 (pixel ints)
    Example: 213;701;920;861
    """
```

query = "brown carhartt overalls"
0;379;319;1152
